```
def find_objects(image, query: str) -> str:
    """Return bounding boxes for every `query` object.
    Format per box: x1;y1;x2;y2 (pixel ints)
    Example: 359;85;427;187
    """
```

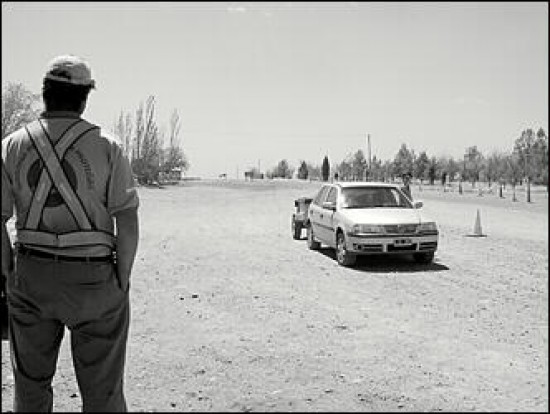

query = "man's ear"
78;98;87;115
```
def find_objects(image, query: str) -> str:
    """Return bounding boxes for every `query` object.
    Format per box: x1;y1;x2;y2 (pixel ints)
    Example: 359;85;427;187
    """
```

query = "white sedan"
305;181;439;266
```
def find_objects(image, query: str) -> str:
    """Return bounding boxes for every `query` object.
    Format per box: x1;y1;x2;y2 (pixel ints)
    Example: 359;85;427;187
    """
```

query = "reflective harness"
16;120;116;249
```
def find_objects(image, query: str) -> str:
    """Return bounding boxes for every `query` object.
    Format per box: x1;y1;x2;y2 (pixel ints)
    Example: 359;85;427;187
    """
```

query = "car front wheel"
336;232;356;267
307;224;321;250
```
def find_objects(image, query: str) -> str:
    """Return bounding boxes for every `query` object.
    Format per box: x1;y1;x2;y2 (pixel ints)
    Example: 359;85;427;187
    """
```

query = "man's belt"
17;245;114;263
16;229;115;248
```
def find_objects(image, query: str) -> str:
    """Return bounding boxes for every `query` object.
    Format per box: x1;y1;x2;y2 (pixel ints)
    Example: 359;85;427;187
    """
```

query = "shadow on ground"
316;248;449;273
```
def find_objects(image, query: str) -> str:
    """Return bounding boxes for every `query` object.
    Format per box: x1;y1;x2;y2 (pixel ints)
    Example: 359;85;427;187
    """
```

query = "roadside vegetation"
2;82;189;186
3;82;547;196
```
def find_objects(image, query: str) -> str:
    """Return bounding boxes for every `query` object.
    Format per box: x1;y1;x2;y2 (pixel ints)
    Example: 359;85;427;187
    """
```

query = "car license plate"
394;238;412;245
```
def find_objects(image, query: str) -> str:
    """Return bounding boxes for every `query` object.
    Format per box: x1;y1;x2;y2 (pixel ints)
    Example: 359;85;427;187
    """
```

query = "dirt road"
2;180;548;412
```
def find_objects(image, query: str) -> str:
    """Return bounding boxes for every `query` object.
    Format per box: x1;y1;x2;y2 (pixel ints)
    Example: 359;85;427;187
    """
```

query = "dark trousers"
7;253;130;412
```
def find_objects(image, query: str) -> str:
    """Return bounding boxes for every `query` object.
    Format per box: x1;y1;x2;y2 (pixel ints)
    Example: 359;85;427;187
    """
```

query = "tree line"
266;131;548;193
3;82;547;191
2;82;189;185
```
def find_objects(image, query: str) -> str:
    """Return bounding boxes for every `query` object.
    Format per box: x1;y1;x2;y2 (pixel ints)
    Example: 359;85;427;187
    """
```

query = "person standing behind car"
1;55;139;412
401;172;413;201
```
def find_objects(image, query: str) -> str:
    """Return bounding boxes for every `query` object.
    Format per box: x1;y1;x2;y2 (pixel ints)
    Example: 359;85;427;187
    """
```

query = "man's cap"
44;55;96;88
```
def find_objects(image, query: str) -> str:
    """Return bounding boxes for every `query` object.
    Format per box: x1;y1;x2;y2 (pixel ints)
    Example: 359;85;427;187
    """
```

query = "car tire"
336;231;356;267
413;252;434;264
292;218;302;240
307;224;321;250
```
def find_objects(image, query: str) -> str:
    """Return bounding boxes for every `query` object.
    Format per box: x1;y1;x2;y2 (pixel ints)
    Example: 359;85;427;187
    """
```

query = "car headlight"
418;222;437;232
351;224;386;235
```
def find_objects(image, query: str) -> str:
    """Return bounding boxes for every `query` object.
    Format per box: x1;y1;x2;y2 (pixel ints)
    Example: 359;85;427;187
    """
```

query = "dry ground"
2;179;548;412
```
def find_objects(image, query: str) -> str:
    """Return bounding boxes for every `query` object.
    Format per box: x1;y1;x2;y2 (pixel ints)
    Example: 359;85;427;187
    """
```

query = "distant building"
177;167;186;180
244;170;264;180
164;167;184;181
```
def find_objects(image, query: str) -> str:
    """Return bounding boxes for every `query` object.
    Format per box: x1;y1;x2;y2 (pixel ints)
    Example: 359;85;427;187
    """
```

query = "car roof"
330;181;400;189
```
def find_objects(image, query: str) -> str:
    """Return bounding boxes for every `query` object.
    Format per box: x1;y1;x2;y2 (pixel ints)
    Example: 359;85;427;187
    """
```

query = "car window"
341;187;413;209
326;187;337;204
313;186;330;206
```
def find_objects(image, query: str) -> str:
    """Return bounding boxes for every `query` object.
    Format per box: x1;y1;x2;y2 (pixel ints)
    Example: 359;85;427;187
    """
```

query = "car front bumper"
345;232;438;255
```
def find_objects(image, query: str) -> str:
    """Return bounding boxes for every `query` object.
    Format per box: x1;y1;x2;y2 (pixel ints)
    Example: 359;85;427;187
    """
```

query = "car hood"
339;208;428;225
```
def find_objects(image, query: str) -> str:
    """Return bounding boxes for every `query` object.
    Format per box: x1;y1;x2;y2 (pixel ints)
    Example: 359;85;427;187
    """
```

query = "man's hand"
1;219;14;280
113;208;139;292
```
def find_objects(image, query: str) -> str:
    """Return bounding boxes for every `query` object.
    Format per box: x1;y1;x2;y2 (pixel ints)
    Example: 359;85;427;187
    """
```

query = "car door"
309;185;329;242
319;186;338;246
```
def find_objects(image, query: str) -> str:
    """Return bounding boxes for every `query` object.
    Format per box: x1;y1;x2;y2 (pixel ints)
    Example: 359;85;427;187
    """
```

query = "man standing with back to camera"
1;55;139;412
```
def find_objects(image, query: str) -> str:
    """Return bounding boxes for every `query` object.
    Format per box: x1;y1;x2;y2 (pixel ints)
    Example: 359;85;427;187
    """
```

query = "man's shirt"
2;111;139;257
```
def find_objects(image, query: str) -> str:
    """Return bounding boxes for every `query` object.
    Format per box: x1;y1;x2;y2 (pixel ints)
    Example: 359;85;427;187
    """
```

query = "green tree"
464;146;484;186
297;160;309;180
446;157;461;183
2;82;41;139
427;156;438;185
131;96;162;184
113;110;133;159
513;129;537;182
393;143;414;177
351;150;367;181
308;163;322;180
337;156;353;181
533;128;548;190
272;159;292;178
495;152;510;185
414;151;430;183
484;151;507;187
505;153;522;199
321;155;330;181
162;109;188;175
370;155;383;181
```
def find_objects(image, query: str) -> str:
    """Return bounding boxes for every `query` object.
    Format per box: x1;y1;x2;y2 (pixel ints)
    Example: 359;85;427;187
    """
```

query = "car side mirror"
413;200;423;209
322;201;336;211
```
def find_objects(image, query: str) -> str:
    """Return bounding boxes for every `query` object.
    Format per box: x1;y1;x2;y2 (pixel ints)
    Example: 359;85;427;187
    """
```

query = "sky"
2;2;548;178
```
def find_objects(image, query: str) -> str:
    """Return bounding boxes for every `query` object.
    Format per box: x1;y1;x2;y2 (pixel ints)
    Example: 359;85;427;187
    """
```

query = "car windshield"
341;187;413;209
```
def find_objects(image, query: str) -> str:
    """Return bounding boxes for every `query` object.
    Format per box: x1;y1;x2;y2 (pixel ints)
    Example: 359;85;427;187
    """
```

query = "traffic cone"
468;209;486;237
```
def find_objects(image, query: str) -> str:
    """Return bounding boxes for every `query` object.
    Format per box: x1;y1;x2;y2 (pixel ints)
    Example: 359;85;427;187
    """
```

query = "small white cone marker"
469;209;486;237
